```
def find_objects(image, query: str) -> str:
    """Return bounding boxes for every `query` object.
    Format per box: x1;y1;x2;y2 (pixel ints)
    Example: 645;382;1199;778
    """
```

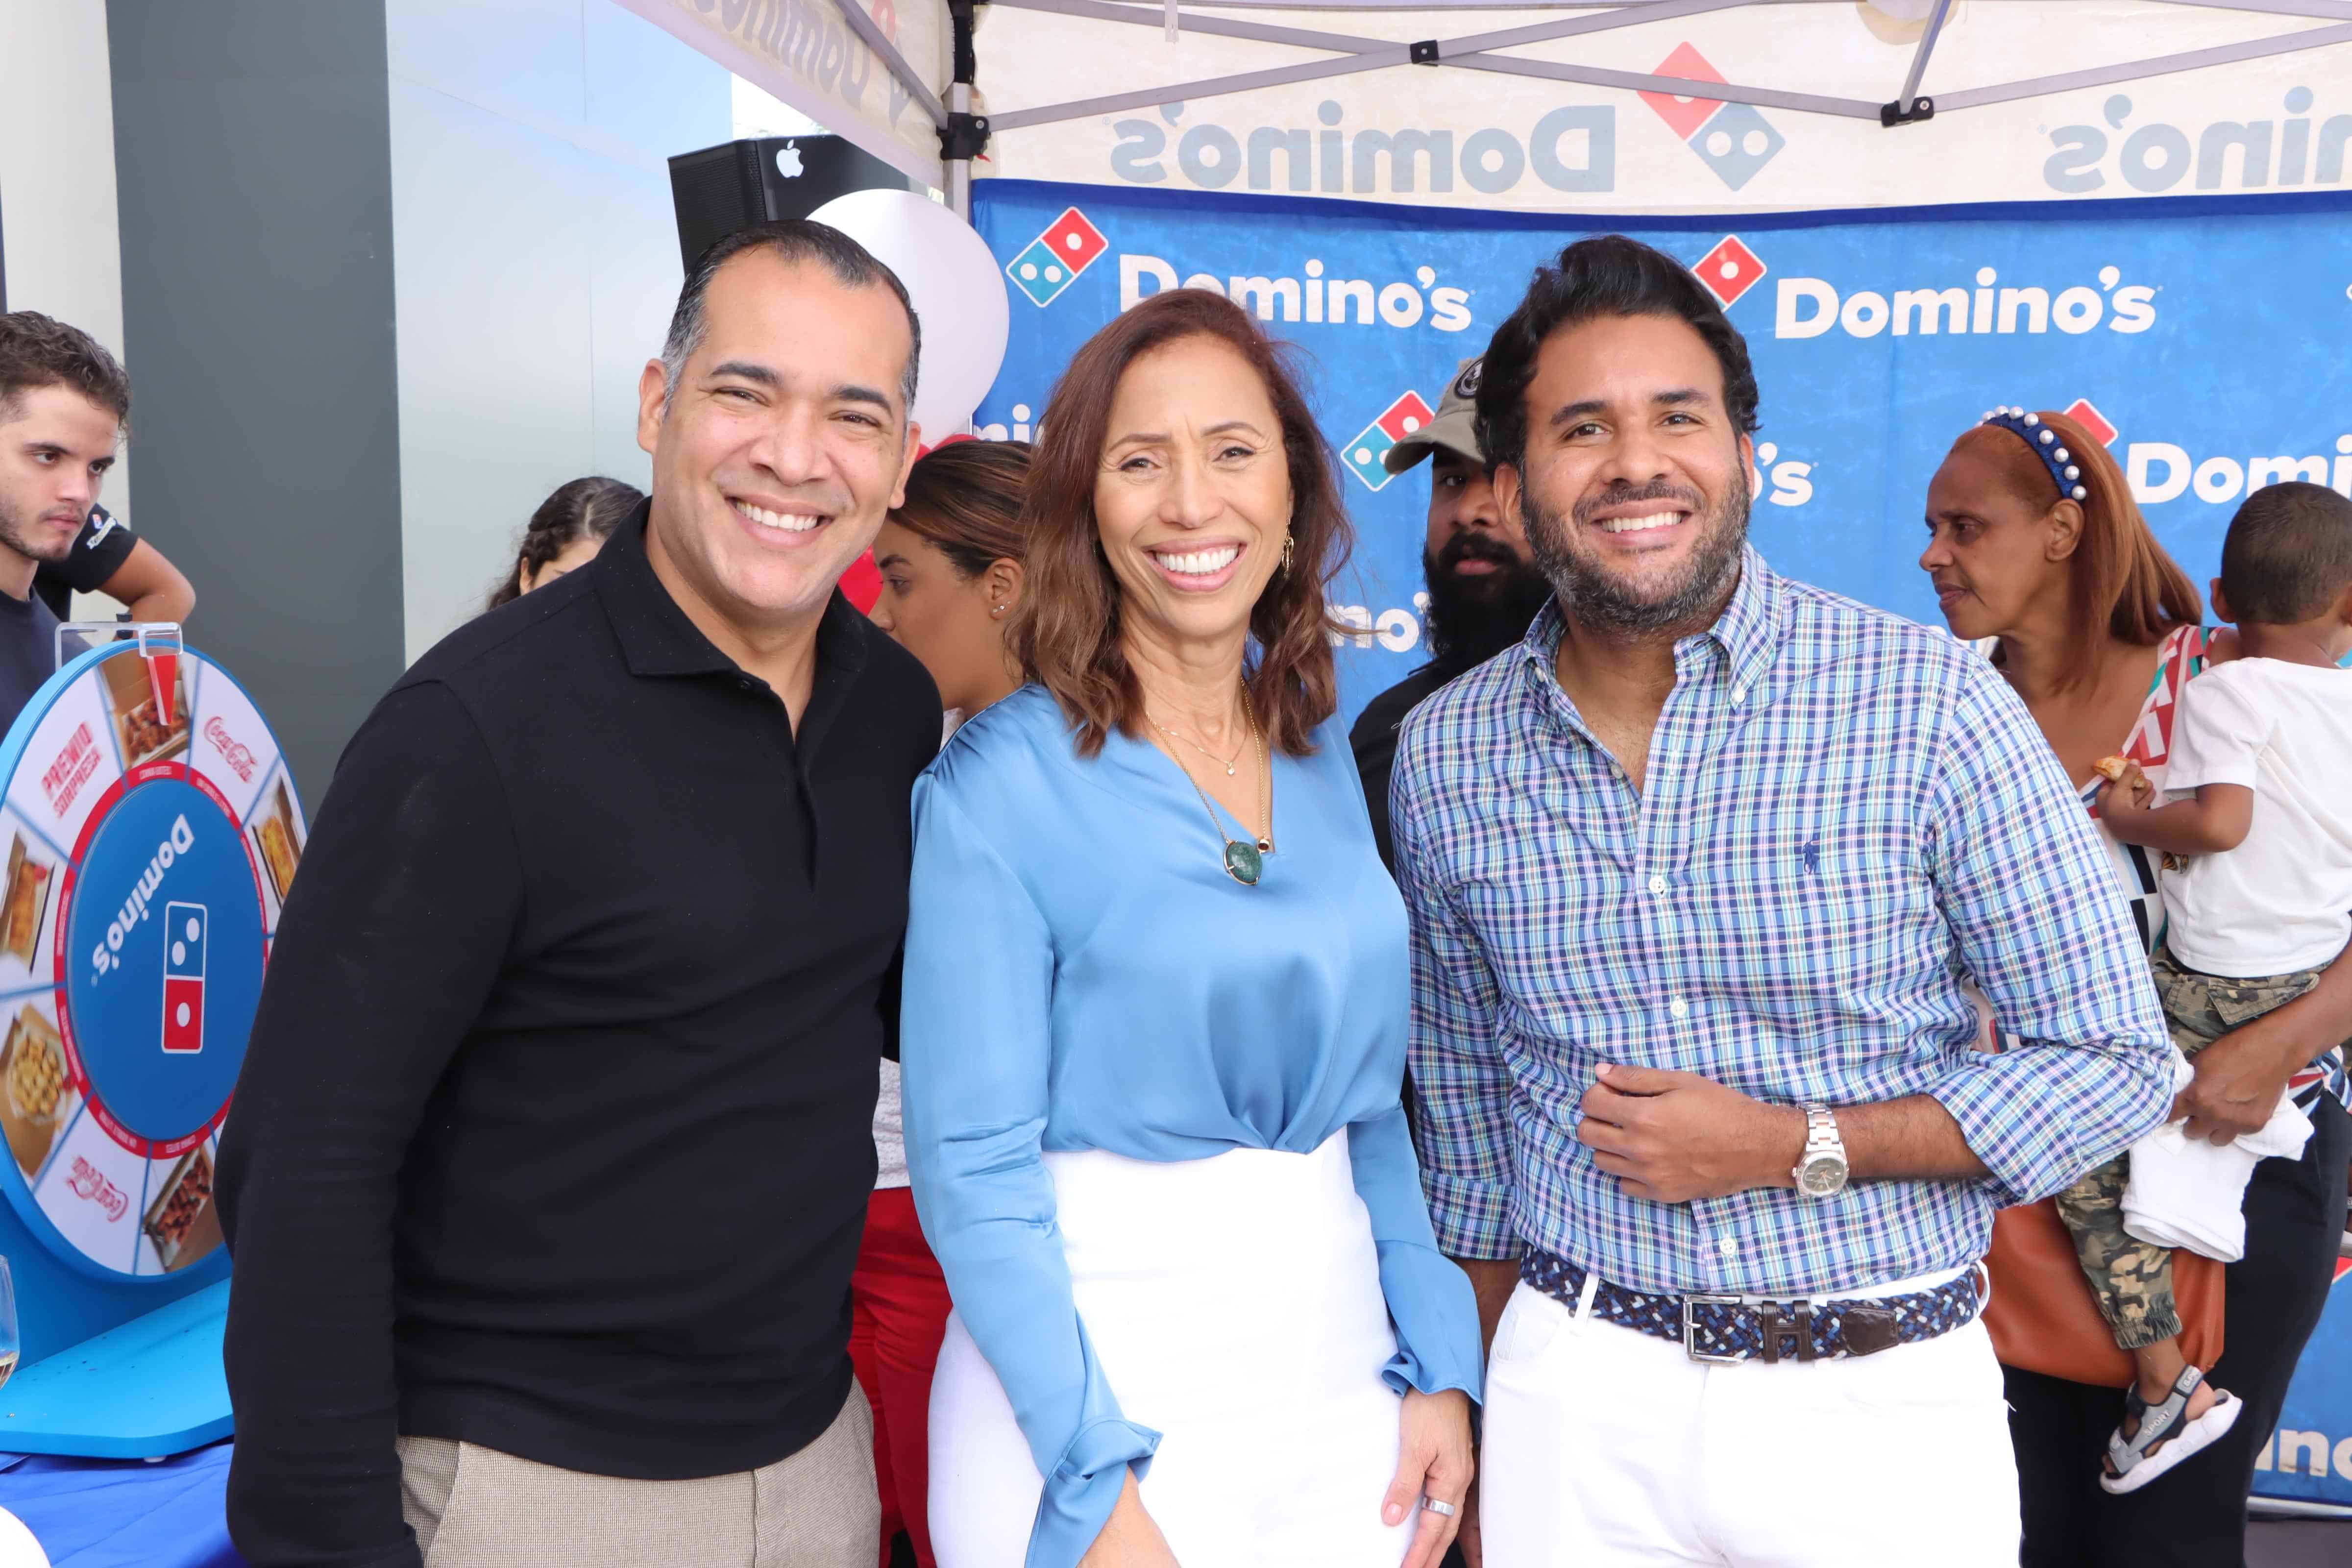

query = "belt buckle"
1682;1294;1747;1364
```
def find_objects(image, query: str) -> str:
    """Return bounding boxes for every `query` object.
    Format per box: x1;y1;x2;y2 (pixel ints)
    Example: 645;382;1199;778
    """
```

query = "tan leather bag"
1983;1198;2225;1387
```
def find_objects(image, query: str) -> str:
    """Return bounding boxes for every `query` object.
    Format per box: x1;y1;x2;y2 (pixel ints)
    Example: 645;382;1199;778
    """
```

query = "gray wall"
106;0;406;807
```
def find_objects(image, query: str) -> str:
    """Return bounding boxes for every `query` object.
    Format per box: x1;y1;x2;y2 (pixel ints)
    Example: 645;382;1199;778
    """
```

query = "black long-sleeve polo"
218;508;939;1568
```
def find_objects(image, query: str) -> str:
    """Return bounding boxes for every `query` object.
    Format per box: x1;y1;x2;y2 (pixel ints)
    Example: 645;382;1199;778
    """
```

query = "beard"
1421;534;1555;675
1521;464;1750;638
0;491;78;566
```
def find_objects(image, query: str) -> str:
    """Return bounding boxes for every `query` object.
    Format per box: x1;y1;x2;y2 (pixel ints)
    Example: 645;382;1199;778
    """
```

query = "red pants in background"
850;1185;952;1568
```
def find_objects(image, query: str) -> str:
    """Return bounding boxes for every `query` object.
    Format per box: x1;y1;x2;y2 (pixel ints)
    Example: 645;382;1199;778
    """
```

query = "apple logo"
776;143;805;179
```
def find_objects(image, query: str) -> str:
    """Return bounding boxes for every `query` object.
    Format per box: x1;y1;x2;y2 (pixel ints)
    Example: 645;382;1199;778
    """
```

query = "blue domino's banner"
974;178;2352;729
972;176;2352;1511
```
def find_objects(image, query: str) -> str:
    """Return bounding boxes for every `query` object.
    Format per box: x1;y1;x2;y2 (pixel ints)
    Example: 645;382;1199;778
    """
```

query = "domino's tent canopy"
612;0;2352;217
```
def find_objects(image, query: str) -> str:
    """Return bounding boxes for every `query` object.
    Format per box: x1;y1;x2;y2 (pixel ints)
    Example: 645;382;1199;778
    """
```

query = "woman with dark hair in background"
485;475;644;609
1920;408;2352;1566
869;439;1031;725
856;437;1033;1568
902;291;1478;1568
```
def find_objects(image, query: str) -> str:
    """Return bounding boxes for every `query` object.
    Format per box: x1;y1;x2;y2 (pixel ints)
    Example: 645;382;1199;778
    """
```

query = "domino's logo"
1693;236;1768;310
1341;391;1438;492
1007;207;1110;306
1641;43;1785;192
2062;398;2119;447
162;901;206;1055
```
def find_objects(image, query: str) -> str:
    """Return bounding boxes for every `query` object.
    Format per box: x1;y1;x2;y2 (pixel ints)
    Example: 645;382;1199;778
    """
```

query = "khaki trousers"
397;1382;879;1568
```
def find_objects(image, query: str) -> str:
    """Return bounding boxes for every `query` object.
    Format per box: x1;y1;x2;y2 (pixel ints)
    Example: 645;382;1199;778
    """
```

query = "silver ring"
1420;1496;1457;1518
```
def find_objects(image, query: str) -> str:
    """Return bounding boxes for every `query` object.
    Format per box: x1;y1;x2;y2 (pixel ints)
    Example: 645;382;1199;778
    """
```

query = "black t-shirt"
32;506;138;621
0;587;81;738
218;507;942;1567
1348;662;1456;876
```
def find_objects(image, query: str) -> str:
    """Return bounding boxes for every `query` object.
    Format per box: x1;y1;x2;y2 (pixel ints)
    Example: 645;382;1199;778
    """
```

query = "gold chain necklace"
1147;711;1245;777
1167;689;1274;885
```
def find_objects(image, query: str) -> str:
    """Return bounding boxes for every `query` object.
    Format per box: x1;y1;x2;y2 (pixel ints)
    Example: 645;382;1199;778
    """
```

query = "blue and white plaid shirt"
1391;548;2176;1298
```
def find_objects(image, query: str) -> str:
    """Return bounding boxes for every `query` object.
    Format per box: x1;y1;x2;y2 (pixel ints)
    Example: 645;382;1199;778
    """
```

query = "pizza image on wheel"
0;832;53;965
251;779;303;901
1;1004;70;1181
102;654;190;770
3;1006;65;1127
142;1144;220;1272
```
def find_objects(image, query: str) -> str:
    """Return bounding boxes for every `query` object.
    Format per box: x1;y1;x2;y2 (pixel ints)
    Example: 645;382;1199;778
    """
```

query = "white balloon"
808;189;1009;446
0;1507;48;1568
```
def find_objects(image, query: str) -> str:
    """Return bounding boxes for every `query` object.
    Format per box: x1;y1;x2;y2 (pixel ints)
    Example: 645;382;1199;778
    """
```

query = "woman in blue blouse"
902;290;1481;1568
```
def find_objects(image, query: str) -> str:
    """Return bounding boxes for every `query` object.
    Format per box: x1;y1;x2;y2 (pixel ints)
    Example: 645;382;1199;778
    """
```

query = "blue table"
0;1441;244;1568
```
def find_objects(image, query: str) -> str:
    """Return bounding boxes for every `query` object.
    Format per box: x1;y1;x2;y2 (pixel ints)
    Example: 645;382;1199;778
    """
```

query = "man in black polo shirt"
1349;356;1550;872
219;222;940;1568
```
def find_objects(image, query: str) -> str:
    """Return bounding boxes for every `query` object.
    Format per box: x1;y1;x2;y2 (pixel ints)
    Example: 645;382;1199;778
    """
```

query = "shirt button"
1730;685;1746;706
1669;997;1689;1019
1648;874;1667;896
1718;1237;1739;1256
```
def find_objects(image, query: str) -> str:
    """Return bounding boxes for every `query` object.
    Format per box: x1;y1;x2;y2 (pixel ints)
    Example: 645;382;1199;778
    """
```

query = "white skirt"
928;1134;1412;1567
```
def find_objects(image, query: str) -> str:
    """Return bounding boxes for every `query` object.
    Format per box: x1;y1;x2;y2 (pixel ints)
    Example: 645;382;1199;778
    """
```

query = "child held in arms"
2085;480;2352;1494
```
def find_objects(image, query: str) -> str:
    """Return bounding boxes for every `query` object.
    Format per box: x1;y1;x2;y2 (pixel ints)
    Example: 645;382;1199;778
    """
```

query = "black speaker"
667;136;917;274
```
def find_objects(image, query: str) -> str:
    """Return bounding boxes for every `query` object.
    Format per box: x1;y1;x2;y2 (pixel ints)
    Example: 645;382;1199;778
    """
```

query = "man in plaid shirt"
1391;236;2173;1567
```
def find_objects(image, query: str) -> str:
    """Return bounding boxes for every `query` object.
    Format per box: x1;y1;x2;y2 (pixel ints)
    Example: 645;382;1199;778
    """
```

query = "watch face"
1798;1155;1846;1197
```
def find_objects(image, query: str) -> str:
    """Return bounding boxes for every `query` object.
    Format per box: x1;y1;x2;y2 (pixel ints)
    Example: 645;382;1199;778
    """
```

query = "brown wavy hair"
890;439;1033;576
1949;410;2200;676
1013;290;1352;758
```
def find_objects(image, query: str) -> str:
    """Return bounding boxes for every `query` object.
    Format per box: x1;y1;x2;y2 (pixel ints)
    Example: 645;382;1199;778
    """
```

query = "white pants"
928;1138;1411;1568
1482;1277;2019;1567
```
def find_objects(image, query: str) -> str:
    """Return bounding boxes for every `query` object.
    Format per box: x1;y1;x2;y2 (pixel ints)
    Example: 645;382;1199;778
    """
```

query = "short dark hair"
2221;481;2352;624
487;475;646;610
0;312;131;430
660;220;919;419
1473;235;1759;477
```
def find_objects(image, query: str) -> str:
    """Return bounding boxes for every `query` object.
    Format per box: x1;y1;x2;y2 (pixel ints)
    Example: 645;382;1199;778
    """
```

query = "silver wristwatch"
1792;1103;1849;1198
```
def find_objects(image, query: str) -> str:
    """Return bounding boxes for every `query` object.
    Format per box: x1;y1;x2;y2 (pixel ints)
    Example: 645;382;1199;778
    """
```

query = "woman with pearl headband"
1920;407;2352;1565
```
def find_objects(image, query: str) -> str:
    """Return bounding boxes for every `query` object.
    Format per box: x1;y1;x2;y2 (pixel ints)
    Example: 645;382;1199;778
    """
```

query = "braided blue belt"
1520;1246;1986;1365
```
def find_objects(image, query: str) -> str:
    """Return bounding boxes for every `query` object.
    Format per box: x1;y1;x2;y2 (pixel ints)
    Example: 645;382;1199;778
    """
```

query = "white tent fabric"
618;1;2352;213
974;0;2352;211
614;0;955;185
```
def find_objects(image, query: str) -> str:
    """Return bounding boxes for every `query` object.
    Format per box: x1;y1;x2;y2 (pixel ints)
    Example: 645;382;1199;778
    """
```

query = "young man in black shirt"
0;314;130;732
1349;356;1551;871
219;223;941;1568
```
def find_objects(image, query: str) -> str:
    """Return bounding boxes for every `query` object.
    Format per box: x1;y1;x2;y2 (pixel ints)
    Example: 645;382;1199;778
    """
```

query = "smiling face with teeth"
637;249;919;678
1497;313;1754;640
1093;333;1293;661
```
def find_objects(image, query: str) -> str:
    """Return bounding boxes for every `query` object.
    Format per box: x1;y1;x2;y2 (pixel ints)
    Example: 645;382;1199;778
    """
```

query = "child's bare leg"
2129;1336;2217;1427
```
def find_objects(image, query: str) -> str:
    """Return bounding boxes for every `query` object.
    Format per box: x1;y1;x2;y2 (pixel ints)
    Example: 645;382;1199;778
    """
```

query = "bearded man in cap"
1349;356;1552;872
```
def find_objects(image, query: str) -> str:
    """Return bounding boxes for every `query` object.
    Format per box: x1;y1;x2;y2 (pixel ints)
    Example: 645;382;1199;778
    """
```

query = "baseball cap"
1381;355;1485;475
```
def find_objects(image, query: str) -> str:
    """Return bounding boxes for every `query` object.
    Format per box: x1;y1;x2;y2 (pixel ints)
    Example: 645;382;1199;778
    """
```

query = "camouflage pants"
2054;949;2323;1351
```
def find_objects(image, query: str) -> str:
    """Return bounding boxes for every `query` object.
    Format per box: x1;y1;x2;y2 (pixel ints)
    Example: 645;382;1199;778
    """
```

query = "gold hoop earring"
1278;531;1295;574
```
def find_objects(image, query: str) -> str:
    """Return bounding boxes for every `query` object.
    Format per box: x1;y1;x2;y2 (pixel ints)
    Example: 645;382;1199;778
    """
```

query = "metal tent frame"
822;0;2352;214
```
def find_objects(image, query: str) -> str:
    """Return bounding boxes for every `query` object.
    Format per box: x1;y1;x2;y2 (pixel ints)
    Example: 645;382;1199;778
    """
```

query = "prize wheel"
0;639;304;1283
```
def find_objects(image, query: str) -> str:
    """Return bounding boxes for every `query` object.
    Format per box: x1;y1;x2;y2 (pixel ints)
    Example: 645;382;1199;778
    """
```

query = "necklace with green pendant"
1171;690;1274;885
